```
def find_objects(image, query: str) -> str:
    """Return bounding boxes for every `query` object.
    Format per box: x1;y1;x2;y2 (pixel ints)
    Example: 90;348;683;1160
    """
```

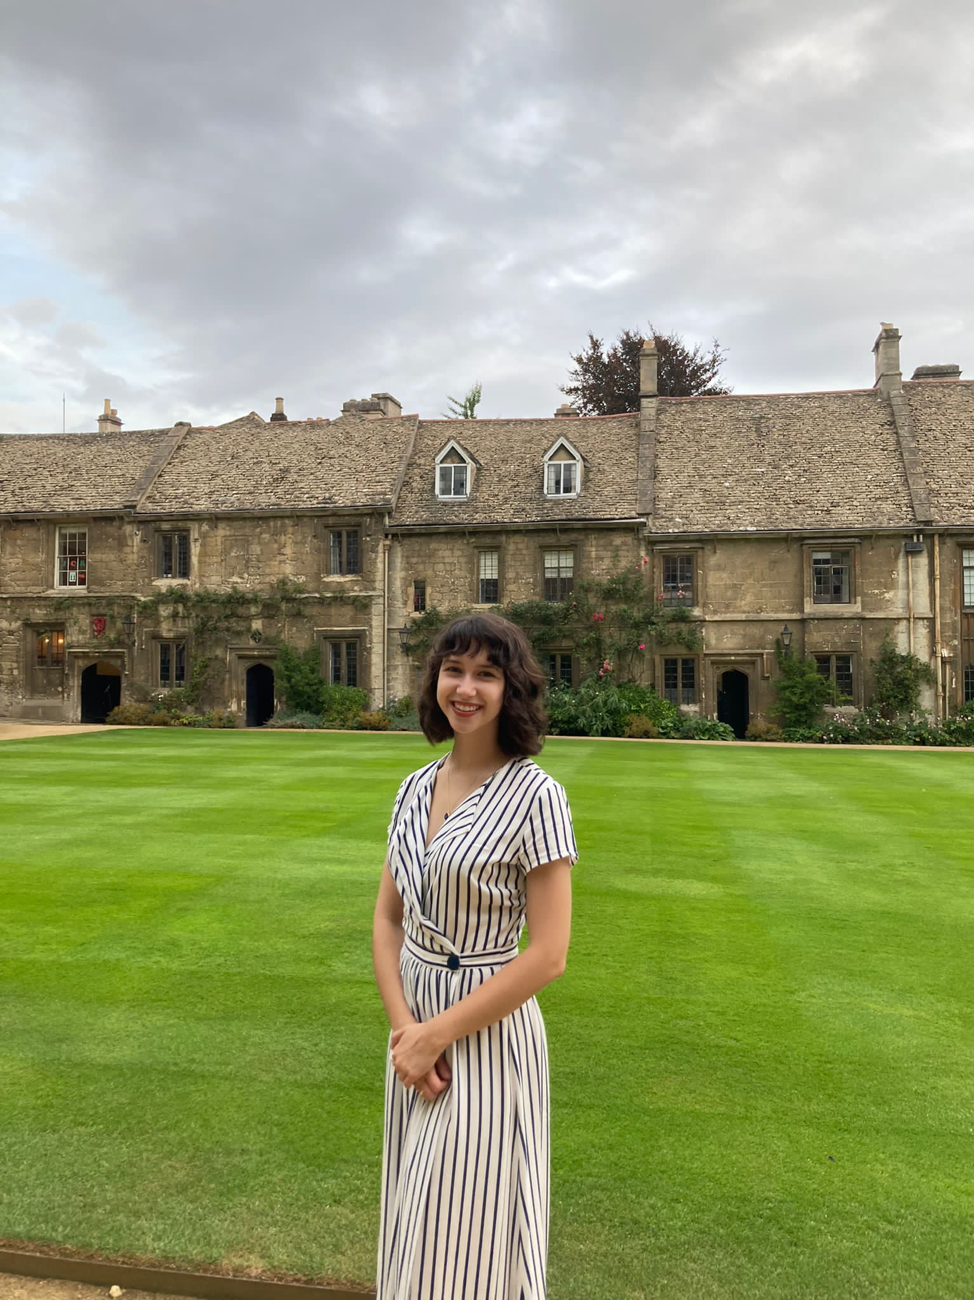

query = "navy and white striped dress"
377;753;578;1300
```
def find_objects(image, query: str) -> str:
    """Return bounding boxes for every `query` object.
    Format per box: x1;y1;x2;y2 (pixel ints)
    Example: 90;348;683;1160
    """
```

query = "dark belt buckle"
446;954;461;970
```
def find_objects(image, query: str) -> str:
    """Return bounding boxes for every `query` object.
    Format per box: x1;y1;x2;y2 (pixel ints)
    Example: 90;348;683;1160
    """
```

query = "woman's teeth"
452;703;480;714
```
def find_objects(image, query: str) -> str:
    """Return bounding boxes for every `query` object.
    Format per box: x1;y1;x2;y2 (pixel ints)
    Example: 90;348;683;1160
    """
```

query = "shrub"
106;703;153;726
679;716;736;741
146;710;175;726
545;679;630;737
745;718;783;742
320;683;370;728
266;711;323;729
624;713;658;739
383;695;415;718
772;639;832;729
356;710;391;731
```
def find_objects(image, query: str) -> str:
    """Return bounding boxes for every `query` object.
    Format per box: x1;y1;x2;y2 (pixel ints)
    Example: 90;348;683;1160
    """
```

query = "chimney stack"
270;397;288;422
554;403;577;417
341;392;402;419
872;323;902;395
639;338;659;398
910;364;962;382
97;399;122;433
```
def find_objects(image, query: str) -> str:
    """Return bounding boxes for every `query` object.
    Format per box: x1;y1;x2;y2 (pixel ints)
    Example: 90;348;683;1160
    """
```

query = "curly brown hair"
417;614;548;756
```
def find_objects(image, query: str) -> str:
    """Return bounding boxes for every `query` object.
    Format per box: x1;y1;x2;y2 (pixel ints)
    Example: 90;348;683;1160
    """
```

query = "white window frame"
55;526;88;589
434;439;474;499
542;437;582;499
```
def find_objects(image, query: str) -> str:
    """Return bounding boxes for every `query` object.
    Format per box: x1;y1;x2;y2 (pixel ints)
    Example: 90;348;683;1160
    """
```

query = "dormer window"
435;440;475;499
543;438;582;498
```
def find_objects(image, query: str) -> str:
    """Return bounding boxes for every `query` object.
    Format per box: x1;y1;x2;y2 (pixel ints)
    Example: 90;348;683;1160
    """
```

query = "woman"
373;613;577;1300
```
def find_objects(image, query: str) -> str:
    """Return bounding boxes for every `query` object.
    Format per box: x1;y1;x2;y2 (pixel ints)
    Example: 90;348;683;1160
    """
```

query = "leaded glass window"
543;549;574;601
57;529;87;587
814;653;854;704
160;641;186;687
437;463;468;497
159;531;190;579
479;551;499;603
662;554;694;606
812;551;851;603
330;529;361;575
663;656;697;705
36;630;65;667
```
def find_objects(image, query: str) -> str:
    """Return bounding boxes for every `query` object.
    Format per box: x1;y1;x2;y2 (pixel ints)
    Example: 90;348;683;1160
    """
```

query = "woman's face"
436;644;506;738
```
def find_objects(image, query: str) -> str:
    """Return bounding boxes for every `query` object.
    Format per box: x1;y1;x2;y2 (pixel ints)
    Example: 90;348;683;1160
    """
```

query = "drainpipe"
933;532;942;721
906;538;914;655
381;524;390;707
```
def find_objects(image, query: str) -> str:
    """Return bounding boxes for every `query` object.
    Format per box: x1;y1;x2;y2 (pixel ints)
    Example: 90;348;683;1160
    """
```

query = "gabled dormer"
542;436;583;498
435;439;478;499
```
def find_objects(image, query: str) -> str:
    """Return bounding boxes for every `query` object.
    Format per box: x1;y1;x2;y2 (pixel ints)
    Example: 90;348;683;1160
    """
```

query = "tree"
771;638;832;730
443;382;482;419
561;325;731;415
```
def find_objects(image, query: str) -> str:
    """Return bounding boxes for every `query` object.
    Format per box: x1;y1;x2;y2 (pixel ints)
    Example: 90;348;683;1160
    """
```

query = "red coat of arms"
92;617;107;637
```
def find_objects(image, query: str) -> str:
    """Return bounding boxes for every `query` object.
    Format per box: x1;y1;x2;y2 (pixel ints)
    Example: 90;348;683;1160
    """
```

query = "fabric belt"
402;932;520;970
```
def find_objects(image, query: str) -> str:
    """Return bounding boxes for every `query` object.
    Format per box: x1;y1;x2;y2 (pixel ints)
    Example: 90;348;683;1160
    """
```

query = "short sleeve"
386;776;410;844
517;778;578;872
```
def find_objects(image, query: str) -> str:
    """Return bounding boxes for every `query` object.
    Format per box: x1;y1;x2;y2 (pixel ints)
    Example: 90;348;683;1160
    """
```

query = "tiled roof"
391;416;640;526
0;428;173;513
903;381;974;526
138;413;417;514
652;391;917;532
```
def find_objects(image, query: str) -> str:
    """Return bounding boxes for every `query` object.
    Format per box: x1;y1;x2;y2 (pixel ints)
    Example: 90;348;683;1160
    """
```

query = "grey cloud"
2;0;972;432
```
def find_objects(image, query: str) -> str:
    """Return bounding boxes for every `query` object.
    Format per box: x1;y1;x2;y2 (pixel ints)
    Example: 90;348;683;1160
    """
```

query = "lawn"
0;729;972;1300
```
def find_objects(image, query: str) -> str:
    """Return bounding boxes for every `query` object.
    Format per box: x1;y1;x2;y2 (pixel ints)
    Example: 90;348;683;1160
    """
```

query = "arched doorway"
246;662;275;727
717;668;749;738
80;661;122;723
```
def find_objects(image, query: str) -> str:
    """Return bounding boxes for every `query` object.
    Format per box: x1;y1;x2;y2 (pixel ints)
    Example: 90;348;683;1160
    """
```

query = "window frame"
542;437;582;499
156;529;190;580
329;528;361;576
541;546;575;602
434;439;475;500
158;638;187;689
659;552;695;608
412;579;427;614
323;637;362;687
813;652;856;706
35;628;66;668
662;655;698;706
962;546;974;610
55;526;88;589
546;649;577;690
476;548;501;605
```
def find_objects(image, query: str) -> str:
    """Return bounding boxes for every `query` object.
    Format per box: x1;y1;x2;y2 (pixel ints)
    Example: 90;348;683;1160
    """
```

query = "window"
543;549;574;601
812;550;851;603
36;630;65;667
963;548;974;608
965;664;974;704
327;639;359;687
159;641;186;687
545;461;576;496
814;653;854;704
437;463;468;497
663;656;697;705
543;438;582;498
330;529;360;575
478;551;499;604
413;579;426;613
661;554;694;607
158;531;190;579
57;528;87;587
547;652;574;688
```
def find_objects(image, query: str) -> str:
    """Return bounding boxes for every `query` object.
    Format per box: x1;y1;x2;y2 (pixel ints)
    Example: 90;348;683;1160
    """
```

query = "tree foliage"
771;638;833;729
561;325;731;415
443;382;483;419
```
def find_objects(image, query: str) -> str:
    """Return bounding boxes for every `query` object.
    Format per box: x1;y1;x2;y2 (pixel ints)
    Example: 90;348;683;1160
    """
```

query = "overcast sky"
2;0;972;433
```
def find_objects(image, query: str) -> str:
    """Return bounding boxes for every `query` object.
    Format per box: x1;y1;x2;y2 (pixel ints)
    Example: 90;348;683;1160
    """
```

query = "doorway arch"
717;668;750;738
80;661;122;723
245;662;275;727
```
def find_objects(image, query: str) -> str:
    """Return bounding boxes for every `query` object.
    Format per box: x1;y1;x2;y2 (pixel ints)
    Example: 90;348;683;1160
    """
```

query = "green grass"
1;730;972;1299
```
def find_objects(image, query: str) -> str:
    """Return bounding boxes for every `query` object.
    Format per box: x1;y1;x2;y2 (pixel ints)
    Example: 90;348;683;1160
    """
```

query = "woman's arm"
422;856;572;1057
372;859;416;1031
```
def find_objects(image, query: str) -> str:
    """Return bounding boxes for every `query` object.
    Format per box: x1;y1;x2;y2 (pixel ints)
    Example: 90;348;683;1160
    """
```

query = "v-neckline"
423;754;517;853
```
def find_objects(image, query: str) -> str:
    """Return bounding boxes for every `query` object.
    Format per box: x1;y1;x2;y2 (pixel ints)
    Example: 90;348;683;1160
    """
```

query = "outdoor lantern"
780;623;792;651
398;622;412;650
122;613;135;636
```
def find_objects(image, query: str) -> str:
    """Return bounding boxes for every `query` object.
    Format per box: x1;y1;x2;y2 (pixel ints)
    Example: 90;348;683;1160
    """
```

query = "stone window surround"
652;544;703;610
540;543;577;602
546;647;579;689
22;620;67;697
434;439;475;500
318;625;368;688
803;540;860;613
154;527;191;580
660;653;698;705
54;523;88;590
153;634;188;689
813;650;857;705
472;544;504;606
329;527;362;576
542;436;583;499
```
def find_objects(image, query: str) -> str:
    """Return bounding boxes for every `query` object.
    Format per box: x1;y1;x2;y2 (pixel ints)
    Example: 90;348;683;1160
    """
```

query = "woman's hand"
391;1021;451;1100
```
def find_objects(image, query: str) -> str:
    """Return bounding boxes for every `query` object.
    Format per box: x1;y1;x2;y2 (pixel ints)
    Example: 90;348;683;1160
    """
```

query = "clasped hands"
390;1018;452;1102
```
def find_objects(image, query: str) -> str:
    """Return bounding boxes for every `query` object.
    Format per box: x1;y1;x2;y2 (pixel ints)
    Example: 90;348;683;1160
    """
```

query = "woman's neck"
449;729;507;775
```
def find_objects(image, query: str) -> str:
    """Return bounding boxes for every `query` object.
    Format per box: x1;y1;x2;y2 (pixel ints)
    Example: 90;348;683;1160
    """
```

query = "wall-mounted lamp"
398;623;412;651
780;623;793;652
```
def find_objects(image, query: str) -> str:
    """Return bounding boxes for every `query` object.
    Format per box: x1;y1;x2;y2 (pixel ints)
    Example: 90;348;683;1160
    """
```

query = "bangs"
436;618;508;668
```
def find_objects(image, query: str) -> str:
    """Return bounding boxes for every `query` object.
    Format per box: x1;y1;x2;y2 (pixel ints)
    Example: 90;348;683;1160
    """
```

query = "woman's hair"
417;614;548;756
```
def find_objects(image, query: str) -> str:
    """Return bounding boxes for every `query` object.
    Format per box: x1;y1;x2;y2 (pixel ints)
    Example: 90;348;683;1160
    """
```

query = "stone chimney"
341;392;402;419
639;337;659;398
97;399;122;433
910;364;962;382
554;403;577;417
269;397;288;422
872;323;902;395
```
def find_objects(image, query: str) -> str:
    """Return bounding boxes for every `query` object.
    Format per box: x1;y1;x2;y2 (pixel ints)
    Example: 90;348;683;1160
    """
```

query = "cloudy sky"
2;0;972;433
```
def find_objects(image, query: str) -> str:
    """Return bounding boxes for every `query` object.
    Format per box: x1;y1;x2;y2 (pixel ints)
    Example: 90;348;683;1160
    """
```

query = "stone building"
1;324;971;734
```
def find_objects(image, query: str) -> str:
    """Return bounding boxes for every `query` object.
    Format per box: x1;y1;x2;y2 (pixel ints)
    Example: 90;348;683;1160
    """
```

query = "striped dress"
377;753;578;1300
